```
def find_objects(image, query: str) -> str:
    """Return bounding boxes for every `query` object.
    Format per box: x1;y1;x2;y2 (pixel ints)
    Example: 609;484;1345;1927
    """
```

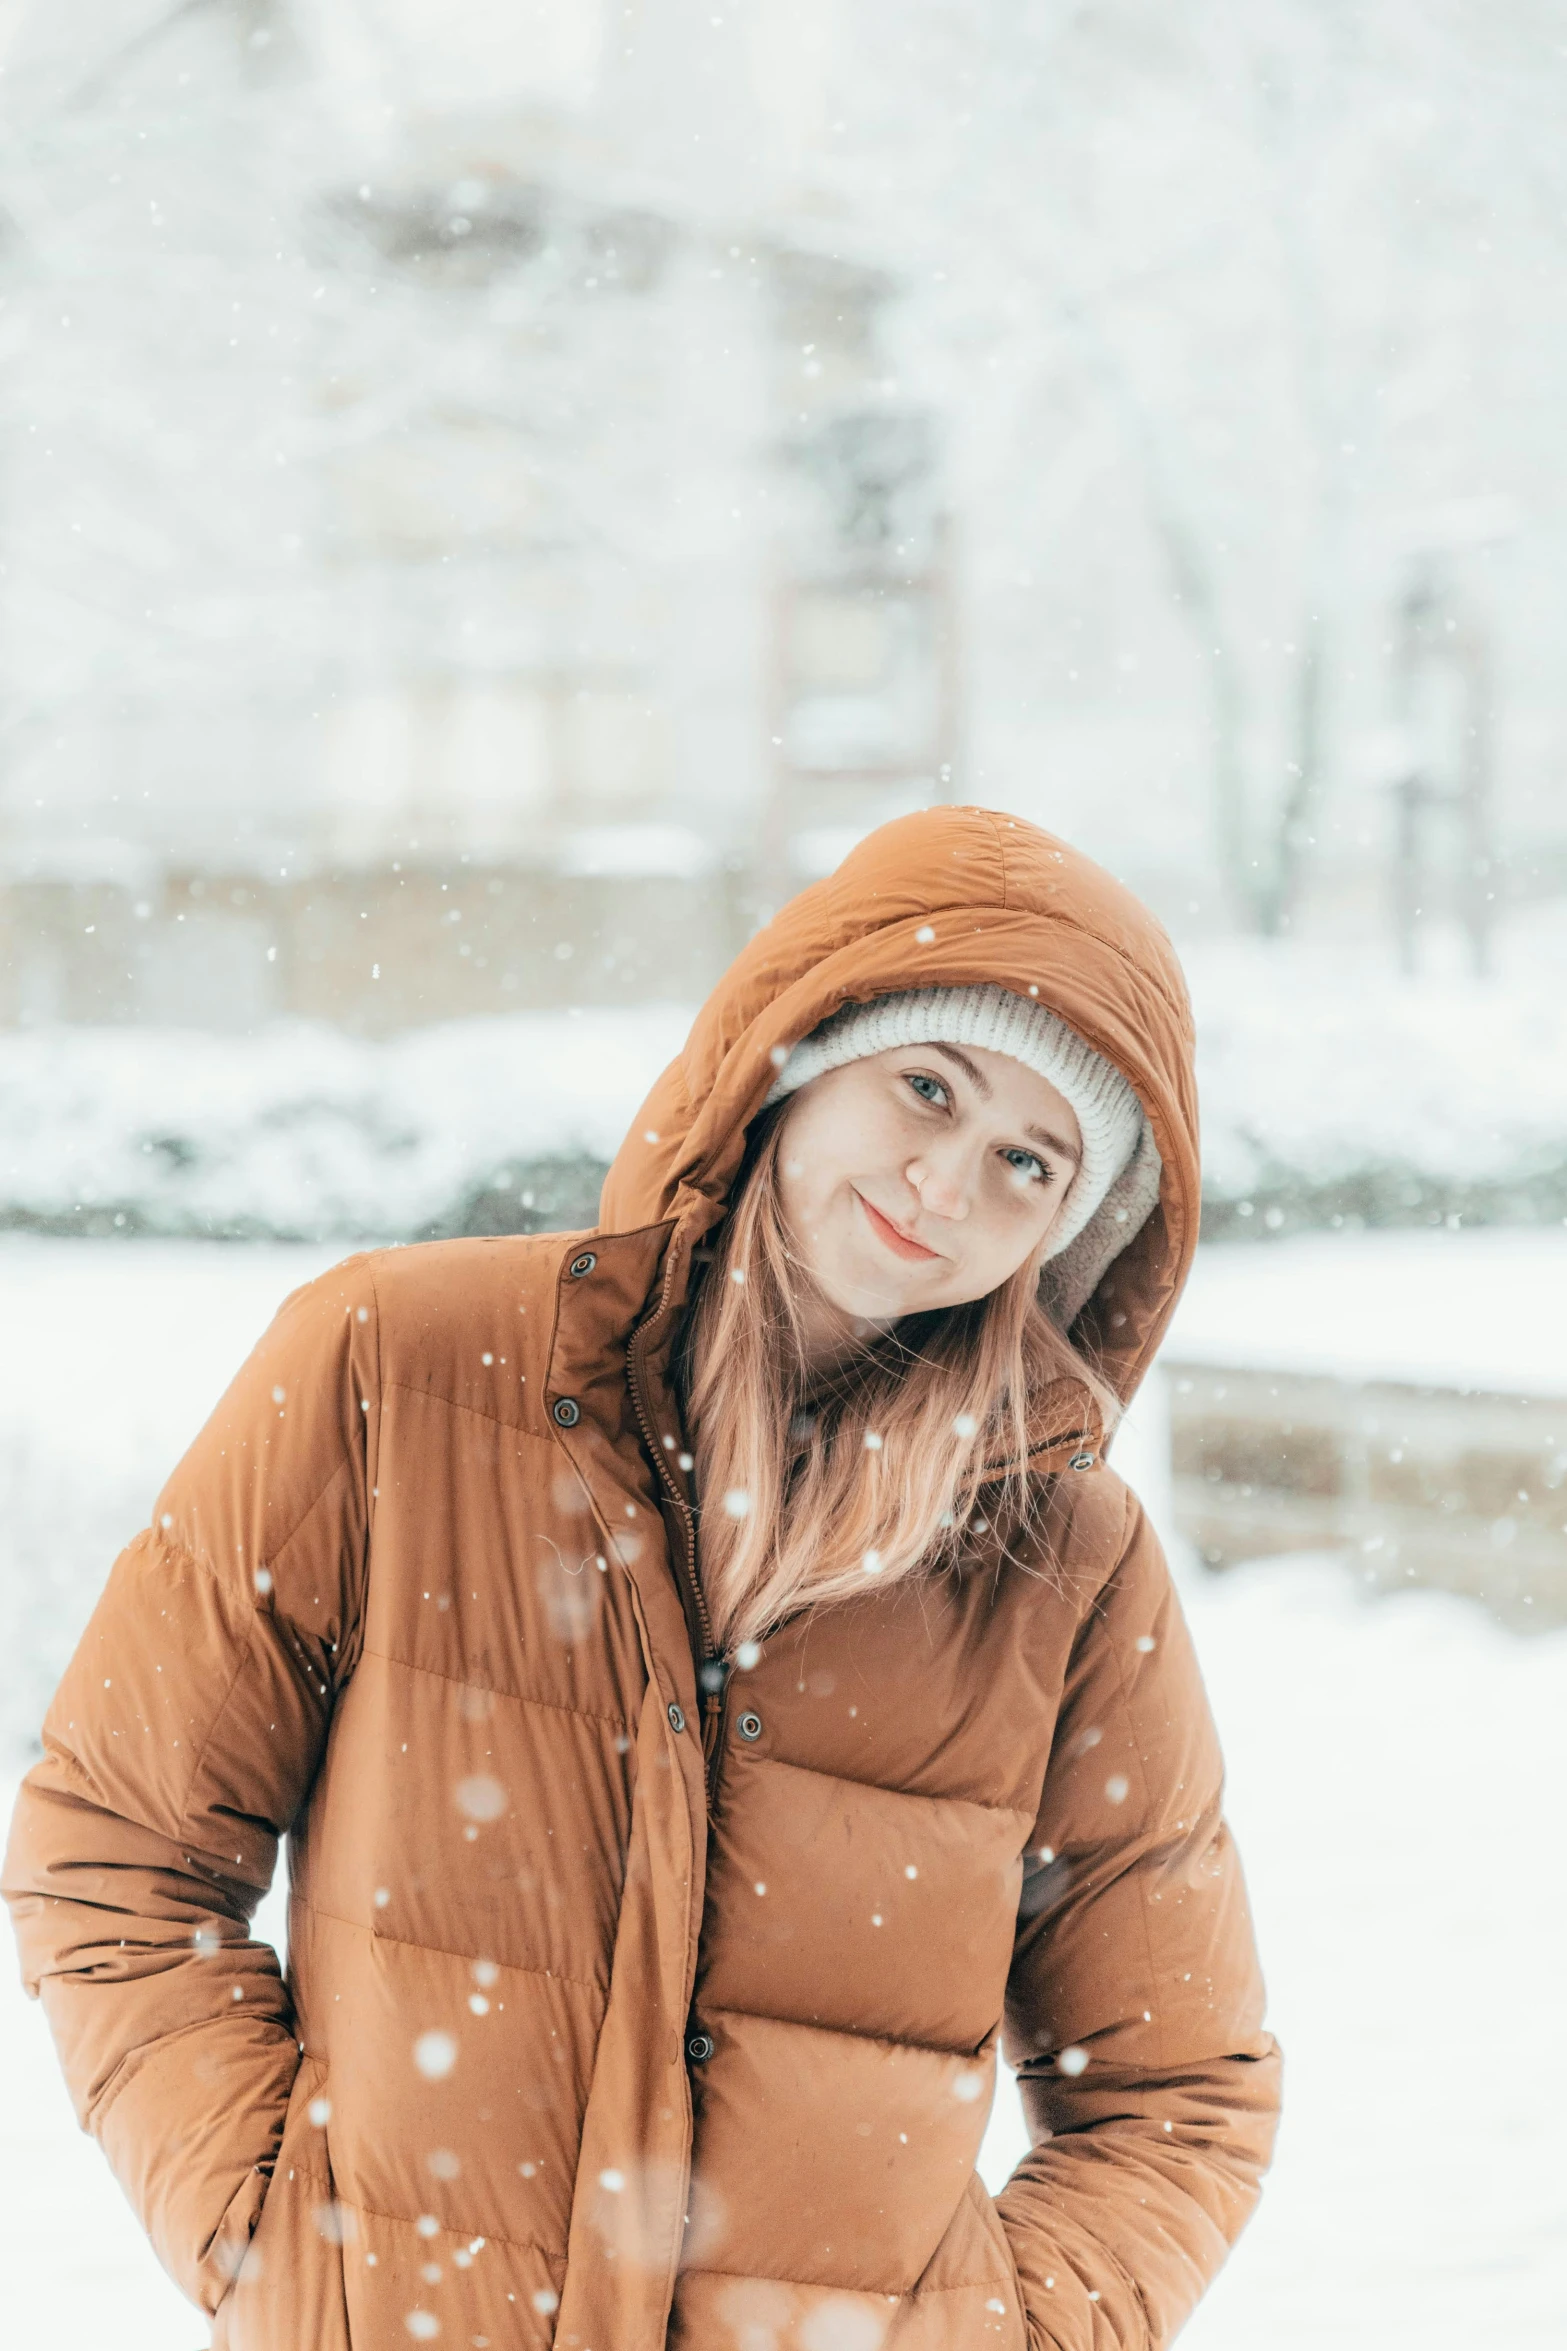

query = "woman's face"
774;1040;1083;1326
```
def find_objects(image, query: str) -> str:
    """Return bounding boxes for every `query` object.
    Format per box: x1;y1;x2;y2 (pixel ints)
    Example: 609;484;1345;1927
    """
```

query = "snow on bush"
0;937;1564;1243
0;1006;692;1242
1187;935;1567;1233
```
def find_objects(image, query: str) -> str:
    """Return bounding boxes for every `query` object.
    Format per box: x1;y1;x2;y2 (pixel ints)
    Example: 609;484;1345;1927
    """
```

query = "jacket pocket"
213;2057;352;2351
887;2172;1029;2349
964;2173;1030;2351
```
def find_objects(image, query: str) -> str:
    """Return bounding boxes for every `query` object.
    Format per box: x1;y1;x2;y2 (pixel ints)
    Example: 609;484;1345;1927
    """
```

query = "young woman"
5;806;1279;2351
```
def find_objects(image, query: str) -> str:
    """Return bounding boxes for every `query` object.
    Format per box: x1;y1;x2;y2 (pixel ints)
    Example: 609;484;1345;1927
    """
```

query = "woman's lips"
854;1189;943;1262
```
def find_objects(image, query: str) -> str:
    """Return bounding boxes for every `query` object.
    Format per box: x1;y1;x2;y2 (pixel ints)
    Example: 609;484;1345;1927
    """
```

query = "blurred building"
0;0;954;1031
3;1;1566;1034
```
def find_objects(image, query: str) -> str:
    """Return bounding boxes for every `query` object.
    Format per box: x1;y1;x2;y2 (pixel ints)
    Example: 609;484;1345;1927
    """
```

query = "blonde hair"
681;1112;1121;1655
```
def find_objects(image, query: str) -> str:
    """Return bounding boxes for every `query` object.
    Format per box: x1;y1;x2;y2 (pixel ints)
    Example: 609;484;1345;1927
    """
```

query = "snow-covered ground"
2;1236;1564;2344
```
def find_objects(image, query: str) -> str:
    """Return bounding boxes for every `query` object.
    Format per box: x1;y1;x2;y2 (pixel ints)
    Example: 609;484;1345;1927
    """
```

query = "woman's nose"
905;1157;969;1220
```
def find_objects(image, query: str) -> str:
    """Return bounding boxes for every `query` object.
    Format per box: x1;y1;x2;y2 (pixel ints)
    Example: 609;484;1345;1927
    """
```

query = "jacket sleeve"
996;1487;1281;2351
1;1255;379;2314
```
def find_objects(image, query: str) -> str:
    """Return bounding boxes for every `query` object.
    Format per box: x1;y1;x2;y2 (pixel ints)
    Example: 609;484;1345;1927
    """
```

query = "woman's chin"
819;1252;943;1327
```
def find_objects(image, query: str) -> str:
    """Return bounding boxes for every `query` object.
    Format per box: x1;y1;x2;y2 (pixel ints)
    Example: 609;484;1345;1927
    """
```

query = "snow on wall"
1;935;1563;1242
0;1004;692;1241
1187;932;1567;1231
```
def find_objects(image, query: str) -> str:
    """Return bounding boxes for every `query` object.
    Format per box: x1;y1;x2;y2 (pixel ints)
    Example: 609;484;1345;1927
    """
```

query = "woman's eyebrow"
1024;1121;1081;1167
923;1045;1082;1166
926;1042;992;1096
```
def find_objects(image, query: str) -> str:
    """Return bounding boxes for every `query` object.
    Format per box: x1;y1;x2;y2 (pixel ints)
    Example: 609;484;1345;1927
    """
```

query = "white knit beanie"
764;984;1163;1320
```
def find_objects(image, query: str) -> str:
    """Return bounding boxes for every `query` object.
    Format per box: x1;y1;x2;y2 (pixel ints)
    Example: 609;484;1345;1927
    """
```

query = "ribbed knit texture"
764;984;1162;1314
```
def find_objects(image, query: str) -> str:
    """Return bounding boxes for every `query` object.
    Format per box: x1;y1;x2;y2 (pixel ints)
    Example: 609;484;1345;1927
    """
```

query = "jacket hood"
599;804;1200;1417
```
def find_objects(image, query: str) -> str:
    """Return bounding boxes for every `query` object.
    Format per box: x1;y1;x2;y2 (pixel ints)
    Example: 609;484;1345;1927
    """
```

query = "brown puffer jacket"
5;806;1279;2351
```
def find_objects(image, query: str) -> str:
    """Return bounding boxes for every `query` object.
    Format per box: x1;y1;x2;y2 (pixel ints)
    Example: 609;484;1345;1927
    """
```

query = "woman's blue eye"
906;1072;947;1106
1003;1147;1050;1183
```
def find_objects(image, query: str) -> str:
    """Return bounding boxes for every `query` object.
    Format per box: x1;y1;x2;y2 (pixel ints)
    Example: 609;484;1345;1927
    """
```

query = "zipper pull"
698;1655;729;1765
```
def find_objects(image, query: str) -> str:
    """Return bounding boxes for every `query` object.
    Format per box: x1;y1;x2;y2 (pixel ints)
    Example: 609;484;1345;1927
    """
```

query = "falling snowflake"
454;1775;506;1823
414;2031;458;2081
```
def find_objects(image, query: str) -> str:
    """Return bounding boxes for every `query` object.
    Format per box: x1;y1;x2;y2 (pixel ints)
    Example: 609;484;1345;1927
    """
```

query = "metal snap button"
667;1702;686;1733
737;1711;762;1742
569;1252;596;1278
686;2032;715;2063
1069;1450;1095;1471
552;1398;581;1428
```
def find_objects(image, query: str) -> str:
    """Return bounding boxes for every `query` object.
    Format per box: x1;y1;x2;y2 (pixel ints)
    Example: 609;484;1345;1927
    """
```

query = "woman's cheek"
1038;1180;1069;1238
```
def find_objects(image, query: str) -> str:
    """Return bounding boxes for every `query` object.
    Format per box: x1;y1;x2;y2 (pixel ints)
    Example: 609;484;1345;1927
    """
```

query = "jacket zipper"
612;1231;732;2332
624;1253;729;1794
